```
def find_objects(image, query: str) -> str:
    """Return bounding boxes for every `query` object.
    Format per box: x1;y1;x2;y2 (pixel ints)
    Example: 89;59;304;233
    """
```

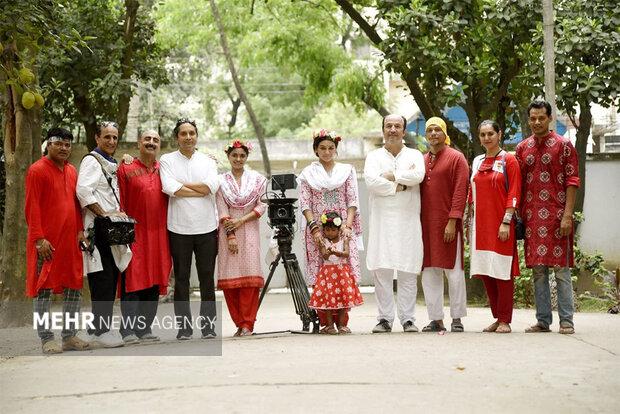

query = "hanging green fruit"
22;91;35;109
18;68;35;85
34;92;45;108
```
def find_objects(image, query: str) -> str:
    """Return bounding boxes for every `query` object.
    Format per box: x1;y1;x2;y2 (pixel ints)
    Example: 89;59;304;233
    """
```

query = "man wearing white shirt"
364;114;426;333
76;121;131;348
160;118;220;340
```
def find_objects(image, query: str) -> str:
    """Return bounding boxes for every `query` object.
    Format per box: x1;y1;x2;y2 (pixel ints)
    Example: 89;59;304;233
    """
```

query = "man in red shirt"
516;100;580;335
26;128;89;354
420;117;469;333
117;130;171;343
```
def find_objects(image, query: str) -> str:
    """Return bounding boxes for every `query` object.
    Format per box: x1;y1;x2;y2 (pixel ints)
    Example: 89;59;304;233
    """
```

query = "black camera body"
266;173;299;227
267;197;297;226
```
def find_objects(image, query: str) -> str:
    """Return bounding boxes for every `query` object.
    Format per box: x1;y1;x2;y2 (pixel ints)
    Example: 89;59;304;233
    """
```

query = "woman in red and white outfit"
216;140;267;336
467;120;521;333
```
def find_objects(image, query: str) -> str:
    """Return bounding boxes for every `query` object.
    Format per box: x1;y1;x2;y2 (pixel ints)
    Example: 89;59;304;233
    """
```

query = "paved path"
1;293;619;413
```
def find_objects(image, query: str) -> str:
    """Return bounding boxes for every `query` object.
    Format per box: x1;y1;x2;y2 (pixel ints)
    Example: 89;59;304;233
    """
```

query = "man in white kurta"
364;114;425;333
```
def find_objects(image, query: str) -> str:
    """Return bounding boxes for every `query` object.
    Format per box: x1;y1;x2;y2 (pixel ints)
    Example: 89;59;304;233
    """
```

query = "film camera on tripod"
257;173;319;333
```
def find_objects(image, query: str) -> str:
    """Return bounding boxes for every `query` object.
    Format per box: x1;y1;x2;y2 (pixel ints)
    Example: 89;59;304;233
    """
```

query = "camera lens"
276;207;287;218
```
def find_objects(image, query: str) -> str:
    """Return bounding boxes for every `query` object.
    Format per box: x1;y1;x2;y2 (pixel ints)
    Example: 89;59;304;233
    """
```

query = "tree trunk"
574;97;591;217
209;0;271;176
518;106;532;141
116;0;140;140
542;0;557;130
227;97;242;139
463;97;483;160
72;89;98;150
1;48;40;327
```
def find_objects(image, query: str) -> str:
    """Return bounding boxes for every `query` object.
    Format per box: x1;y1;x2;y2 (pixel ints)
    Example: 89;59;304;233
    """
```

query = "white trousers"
421;240;467;320
373;268;418;326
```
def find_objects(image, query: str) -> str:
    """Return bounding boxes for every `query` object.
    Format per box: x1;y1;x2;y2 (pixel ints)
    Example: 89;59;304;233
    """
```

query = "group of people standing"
25;98;580;354
25;119;269;353
299;100;580;337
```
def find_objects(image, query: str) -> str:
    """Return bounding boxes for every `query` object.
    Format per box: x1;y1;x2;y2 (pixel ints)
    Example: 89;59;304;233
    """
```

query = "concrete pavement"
1;292;619;413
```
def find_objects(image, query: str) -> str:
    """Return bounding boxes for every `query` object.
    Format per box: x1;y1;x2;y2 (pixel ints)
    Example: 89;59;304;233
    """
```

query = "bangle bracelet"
227;234;236;240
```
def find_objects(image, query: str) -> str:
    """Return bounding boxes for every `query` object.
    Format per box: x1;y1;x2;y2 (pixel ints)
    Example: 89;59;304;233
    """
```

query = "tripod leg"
282;253;319;332
258;254;281;310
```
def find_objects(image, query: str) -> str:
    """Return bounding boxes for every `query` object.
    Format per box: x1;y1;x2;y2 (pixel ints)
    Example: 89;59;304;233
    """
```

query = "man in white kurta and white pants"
364;114;426;333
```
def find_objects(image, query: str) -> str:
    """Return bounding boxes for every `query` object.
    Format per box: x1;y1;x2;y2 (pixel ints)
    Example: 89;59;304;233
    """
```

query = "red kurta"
117;159;171;294
25;157;83;297
420;146;469;269
515;131;580;268
468;152;521;278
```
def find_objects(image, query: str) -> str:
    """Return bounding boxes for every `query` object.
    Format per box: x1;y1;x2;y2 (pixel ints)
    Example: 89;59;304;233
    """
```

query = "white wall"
578;156;620;268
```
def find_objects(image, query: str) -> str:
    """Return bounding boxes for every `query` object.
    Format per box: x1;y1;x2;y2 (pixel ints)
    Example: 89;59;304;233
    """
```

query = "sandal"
450;320;464;333
559;322;574;335
525;323;551;333
338;326;351;334
421;321;446;332
483;321;499;333
233;328;242;337
324;326;339;335
42;340;63;355
496;323;511;334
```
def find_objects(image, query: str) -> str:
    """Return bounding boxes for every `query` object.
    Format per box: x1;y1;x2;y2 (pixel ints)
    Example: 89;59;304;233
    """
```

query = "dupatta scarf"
219;169;267;208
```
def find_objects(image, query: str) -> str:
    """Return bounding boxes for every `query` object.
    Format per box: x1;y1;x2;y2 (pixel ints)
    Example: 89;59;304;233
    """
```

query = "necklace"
485;148;503;159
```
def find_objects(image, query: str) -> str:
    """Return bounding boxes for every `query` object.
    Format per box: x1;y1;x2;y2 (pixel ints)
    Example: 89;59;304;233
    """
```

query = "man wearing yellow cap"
420;117;469;332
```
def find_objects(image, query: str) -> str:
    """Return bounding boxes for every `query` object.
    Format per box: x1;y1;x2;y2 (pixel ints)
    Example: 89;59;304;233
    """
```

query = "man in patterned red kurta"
516;100;580;335
117;130;171;343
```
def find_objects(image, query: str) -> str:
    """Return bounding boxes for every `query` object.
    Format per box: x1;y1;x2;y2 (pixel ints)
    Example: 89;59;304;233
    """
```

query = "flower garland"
313;129;342;143
224;139;253;153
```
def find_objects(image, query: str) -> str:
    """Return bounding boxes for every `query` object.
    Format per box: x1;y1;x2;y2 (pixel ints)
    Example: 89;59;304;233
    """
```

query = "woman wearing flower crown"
297;129;363;332
215;139;267;336
308;211;364;334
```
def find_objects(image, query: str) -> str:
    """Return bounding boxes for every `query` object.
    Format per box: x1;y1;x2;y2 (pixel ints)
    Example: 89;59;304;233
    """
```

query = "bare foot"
496;322;511;333
483;321;499;332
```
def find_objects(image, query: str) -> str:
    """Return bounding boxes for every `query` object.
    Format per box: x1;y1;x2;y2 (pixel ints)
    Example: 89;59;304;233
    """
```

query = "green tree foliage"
337;0;544;158
554;0;620;214
39;0;167;148
154;0;386;139
0;0;88;325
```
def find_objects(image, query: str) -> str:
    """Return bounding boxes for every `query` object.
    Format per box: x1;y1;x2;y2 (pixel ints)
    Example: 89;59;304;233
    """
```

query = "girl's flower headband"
320;213;342;226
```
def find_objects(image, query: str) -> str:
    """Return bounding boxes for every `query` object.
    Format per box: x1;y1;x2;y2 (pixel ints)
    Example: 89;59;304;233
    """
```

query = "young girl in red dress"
308;211;364;334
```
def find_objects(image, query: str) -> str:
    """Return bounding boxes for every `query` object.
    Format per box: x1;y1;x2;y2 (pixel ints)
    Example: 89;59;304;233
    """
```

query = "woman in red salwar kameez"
467;120;522;333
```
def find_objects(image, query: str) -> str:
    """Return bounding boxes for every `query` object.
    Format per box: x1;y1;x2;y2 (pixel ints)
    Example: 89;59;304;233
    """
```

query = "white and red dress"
469;151;522;323
308;239;364;311
469;151;521;279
